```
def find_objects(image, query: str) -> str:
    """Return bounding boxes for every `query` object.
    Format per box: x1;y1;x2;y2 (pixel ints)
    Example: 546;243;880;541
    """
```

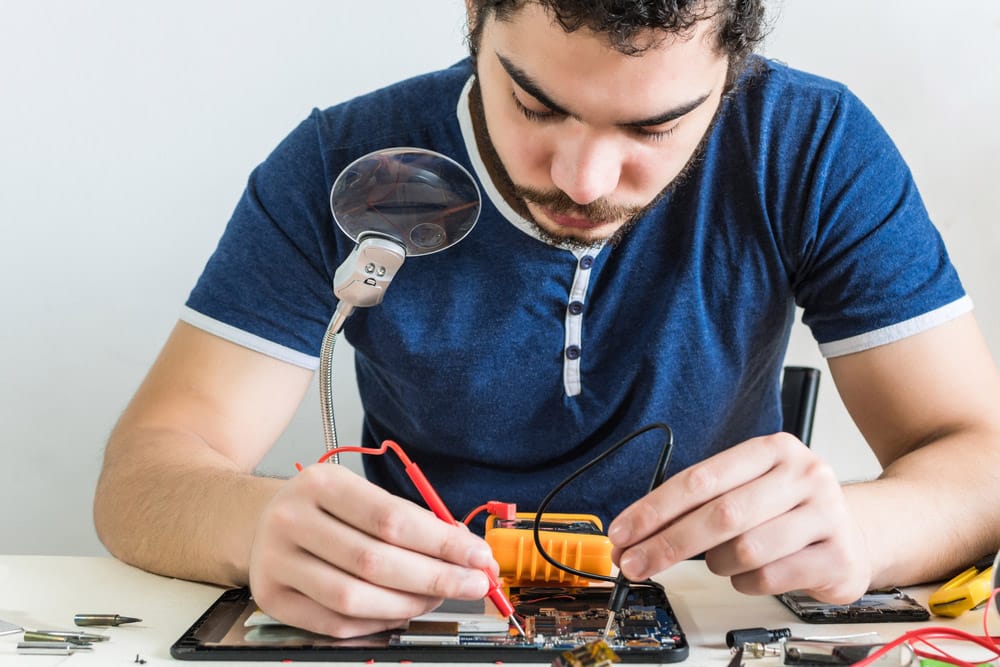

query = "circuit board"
171;584;689;662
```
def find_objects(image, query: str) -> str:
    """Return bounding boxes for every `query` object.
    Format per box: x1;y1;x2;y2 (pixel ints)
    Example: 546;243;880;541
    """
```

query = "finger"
292;504;492;600
616;440;833;579
280;546;445;623
609;433;806;549
257;584;417;639
704;501;831;576
704;470;847;576
300;464;496;569
728;539;869;604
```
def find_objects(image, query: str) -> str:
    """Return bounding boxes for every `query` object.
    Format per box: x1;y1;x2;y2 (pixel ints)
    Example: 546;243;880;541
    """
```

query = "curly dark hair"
467;0;769;82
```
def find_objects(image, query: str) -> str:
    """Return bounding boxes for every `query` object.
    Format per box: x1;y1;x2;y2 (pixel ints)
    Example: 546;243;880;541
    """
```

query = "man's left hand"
607;433;871;603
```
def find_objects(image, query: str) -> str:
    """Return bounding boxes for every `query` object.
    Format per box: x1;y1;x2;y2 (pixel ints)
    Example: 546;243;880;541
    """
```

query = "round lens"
330;147;481;256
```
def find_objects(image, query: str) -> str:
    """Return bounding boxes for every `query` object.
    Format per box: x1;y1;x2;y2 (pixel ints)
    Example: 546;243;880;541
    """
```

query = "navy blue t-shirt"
183;57;969;528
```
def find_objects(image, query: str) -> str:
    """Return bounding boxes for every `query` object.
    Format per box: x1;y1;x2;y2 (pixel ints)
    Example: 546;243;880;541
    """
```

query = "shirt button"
579;256;594;270
568;301;584;316
565;345;581;360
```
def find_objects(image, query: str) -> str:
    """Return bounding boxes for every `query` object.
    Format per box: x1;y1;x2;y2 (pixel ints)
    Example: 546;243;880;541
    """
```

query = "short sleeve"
182;110;342;368
784;88;969;357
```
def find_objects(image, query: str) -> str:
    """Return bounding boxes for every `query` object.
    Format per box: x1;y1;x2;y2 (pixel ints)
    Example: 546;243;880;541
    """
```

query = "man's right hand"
95;323;499;640
248;461;499;638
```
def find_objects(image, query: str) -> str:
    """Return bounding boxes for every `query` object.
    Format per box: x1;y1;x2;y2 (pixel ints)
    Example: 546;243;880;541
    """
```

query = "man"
94;0;1000;640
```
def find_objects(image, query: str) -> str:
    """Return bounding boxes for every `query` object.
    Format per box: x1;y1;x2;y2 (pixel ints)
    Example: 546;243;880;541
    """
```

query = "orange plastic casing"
484;512;613;587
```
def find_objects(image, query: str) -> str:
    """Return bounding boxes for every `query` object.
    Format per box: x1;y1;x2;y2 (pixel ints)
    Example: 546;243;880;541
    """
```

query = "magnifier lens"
330;147;481;256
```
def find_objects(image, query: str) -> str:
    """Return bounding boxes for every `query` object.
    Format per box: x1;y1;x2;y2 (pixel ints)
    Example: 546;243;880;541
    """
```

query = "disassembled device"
170;582;689;662
776;588;929;623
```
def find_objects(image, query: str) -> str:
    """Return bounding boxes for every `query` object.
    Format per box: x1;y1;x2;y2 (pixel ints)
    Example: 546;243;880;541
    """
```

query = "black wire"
531;422;674;584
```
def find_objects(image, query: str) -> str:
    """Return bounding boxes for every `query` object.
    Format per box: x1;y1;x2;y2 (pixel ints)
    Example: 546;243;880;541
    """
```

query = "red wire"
851;588;1000;667
316;440;413;466
517;594;577;604
463;504;489;525
295;439;414;472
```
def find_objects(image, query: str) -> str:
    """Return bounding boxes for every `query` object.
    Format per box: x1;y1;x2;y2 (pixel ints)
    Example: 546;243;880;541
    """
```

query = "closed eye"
512;92;562;122
516;91;679;143
631;124;680;143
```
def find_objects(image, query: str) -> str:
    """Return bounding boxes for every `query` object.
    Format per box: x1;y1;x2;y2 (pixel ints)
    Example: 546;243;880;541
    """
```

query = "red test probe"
402;460;525;636
310;440;525;636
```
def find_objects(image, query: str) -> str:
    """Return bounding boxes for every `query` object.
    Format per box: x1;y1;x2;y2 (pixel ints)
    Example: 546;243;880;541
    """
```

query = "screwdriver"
403;458;525;636
74;614;142;627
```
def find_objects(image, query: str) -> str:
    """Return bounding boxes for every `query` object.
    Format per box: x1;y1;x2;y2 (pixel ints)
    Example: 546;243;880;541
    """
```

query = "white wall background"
1;2;997;556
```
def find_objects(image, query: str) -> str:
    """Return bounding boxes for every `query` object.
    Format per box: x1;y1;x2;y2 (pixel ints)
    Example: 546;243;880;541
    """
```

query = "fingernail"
620;550;648;580
608;522;630;545
466;545;494;569
459;572;488;598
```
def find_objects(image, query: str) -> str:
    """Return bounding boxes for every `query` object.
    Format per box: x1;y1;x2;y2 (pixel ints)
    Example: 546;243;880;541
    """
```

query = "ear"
465;0;478;31
465;0;485;59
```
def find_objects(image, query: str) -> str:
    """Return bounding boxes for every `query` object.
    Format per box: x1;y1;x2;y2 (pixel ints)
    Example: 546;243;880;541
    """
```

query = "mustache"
512;184;644;225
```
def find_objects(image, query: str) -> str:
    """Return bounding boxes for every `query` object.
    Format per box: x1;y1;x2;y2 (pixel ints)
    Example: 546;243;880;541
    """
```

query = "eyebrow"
497;53;712;128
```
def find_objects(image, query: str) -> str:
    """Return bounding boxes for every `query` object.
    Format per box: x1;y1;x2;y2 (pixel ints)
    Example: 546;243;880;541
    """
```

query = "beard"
512;182;661;250
467;79;709;250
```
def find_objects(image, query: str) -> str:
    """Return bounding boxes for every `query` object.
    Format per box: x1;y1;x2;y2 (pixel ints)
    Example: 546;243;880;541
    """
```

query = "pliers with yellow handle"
928;557;995;618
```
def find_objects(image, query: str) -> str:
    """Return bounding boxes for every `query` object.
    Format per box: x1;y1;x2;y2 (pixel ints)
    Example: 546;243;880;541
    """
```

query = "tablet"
170;583;689;663
776;588;930;624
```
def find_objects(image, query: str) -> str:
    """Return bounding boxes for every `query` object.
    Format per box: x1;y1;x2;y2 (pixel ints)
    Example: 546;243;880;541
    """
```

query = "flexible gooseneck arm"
321;235;406;463
319;147;481;465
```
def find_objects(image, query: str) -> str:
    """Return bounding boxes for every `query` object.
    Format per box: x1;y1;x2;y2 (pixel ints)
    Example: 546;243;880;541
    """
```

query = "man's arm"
608;312;1000;599
94;320;313;585
834;311;1000;586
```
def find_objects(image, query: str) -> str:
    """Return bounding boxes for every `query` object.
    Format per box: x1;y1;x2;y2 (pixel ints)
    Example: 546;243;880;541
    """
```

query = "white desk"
0;555;983;665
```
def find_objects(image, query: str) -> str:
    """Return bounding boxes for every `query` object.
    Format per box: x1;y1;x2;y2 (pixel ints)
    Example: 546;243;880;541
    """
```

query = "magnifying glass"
332;147;480;255
320;147;481;459
326;147;480;331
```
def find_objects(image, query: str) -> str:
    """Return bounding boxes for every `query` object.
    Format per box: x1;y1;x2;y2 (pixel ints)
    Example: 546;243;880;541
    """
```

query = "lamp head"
327;148;481;331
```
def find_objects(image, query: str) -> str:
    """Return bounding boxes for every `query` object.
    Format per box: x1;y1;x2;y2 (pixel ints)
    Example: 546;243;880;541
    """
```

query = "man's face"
471;3;730;246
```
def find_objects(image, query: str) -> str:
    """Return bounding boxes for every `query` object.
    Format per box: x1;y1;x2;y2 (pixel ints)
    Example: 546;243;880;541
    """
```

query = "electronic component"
552;639;620;667
782;639;913;665
485;513;613;587
776;588;929;623
724;626;791;648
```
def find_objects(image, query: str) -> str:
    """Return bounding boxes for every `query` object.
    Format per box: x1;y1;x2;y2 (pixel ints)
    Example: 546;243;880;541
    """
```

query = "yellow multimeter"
484;512;613;587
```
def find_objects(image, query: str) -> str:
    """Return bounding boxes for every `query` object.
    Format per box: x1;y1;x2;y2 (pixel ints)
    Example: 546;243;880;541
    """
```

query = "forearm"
845;428;1000;588
94;425;284;587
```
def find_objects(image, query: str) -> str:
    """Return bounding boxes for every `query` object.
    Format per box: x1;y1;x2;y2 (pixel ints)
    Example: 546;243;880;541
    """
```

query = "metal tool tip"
602;612;616;638
510;615;525;637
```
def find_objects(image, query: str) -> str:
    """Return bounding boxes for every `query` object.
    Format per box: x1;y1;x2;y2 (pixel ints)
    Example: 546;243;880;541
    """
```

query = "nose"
549;123;622;205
